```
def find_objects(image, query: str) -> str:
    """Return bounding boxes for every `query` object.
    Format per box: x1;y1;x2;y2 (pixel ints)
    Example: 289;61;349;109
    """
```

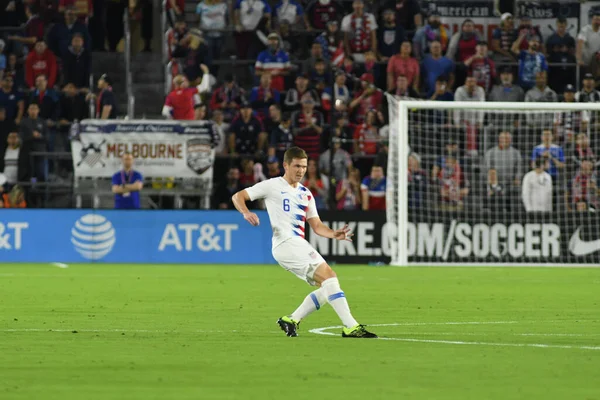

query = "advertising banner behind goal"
72;121;216;179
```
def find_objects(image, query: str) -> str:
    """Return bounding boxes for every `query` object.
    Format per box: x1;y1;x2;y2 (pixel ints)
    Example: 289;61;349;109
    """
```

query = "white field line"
308;323;600;351
0;328;284;334
50;263;69;269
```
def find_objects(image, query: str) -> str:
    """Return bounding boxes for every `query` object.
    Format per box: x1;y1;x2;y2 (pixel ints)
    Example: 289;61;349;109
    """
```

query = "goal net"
386;98;600;266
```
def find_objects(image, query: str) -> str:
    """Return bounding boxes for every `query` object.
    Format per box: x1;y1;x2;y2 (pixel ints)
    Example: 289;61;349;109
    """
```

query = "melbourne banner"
71;120;217;179
425;1;580;45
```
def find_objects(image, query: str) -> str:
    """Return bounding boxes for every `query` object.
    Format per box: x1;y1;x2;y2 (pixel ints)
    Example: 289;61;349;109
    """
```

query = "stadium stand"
0;0;598;213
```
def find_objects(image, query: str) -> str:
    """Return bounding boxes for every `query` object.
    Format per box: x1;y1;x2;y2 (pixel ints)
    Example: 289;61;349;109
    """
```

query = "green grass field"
1;264;599;400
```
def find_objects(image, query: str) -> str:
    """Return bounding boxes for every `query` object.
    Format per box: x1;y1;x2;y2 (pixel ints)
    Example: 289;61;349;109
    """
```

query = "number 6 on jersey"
283;198;290;212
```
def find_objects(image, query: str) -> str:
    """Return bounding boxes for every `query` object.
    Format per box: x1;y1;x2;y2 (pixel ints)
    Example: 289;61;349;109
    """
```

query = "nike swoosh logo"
569;228;600;256
281;191;287;194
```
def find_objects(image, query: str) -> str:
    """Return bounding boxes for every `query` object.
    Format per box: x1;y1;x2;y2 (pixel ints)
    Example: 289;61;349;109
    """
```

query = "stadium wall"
1;210;597;264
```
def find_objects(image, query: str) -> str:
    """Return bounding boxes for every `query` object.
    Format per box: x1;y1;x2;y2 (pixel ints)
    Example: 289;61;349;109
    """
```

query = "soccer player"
232;147;377;338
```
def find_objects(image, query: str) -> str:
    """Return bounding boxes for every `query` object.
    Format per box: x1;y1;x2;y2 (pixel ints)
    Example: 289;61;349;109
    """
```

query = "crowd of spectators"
162;0;599;213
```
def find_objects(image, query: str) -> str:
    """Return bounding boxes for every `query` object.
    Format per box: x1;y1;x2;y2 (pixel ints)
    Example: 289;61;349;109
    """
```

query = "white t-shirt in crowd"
522;170;553;212
577;24;600;64
236;0;271;30
3;147;19;184
196;1;228;37
246;177;318;249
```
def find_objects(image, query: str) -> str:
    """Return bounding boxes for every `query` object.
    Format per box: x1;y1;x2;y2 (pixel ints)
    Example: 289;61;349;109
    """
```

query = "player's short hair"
283;147;308;165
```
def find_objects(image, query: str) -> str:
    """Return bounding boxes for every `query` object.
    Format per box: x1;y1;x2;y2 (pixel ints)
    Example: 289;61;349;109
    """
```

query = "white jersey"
522;170;553;212
246;177;318;249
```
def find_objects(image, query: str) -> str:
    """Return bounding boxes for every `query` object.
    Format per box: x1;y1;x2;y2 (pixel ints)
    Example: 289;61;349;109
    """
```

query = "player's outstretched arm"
232;189;260;226
307;217;353;241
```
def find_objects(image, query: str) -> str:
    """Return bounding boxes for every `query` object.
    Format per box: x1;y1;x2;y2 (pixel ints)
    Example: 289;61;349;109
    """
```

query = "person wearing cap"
228;100;267;156
489;67;524;102
413;10;448;60
0;76;25;125
512;34;548;90
255;32;290;92
283;73;319;113
249;72;281;121
163;66;210;121
24;40;57;89
386;40;419;92
546;17;576;57
446;19;481;64
264;155;282;179
341;0;378;64
305;0;343;31
575;73;600;103
576;12;600;67
464;40;496;93
209;74;245;121
377;9;405;63
555;84;588;143
291;96;324;160
86;74;117;119
349;73;383;125
491;12;516;61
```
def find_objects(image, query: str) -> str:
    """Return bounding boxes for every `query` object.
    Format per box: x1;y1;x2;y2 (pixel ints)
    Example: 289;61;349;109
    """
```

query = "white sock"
290;288;327;322
321;277;358;328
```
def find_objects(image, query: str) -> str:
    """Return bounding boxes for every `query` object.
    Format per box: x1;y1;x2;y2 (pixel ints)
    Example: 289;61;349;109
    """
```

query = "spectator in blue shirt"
531;129;565;180
422;40;455;96
512;35;548;90
112;153;143;209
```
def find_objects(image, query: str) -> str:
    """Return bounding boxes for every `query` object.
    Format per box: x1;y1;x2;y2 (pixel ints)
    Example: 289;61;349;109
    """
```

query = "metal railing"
123;9;135;119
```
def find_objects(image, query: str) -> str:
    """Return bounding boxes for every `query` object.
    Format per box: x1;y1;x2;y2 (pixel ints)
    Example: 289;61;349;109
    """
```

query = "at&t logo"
71;214;116;260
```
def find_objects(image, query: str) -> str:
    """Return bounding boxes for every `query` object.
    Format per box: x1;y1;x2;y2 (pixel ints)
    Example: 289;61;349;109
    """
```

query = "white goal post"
387;99;600;266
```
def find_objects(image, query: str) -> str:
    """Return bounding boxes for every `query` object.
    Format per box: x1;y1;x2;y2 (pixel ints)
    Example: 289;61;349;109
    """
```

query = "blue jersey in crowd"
112;169;143;209
422;55;454;96
531;144;564;179
518;50;548;89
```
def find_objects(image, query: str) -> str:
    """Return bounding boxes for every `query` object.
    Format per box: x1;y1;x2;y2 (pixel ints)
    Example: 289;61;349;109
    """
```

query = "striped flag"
332;43;345;67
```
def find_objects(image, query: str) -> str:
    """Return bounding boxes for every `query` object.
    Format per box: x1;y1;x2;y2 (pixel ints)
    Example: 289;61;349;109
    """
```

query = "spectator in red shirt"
162;68;210;120
25;41;57;89
446;19;481;64
291;97;324;161
464;40;497;93
349;73;383;124
386;40;419;92
353;109;380;156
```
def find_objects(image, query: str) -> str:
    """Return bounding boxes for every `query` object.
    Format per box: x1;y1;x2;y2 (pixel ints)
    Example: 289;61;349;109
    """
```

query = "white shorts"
272;237;326;286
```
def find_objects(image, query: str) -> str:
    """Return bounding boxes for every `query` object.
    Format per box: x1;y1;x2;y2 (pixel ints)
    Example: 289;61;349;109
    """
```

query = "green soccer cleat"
277;316;300;337
342;324;378;338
